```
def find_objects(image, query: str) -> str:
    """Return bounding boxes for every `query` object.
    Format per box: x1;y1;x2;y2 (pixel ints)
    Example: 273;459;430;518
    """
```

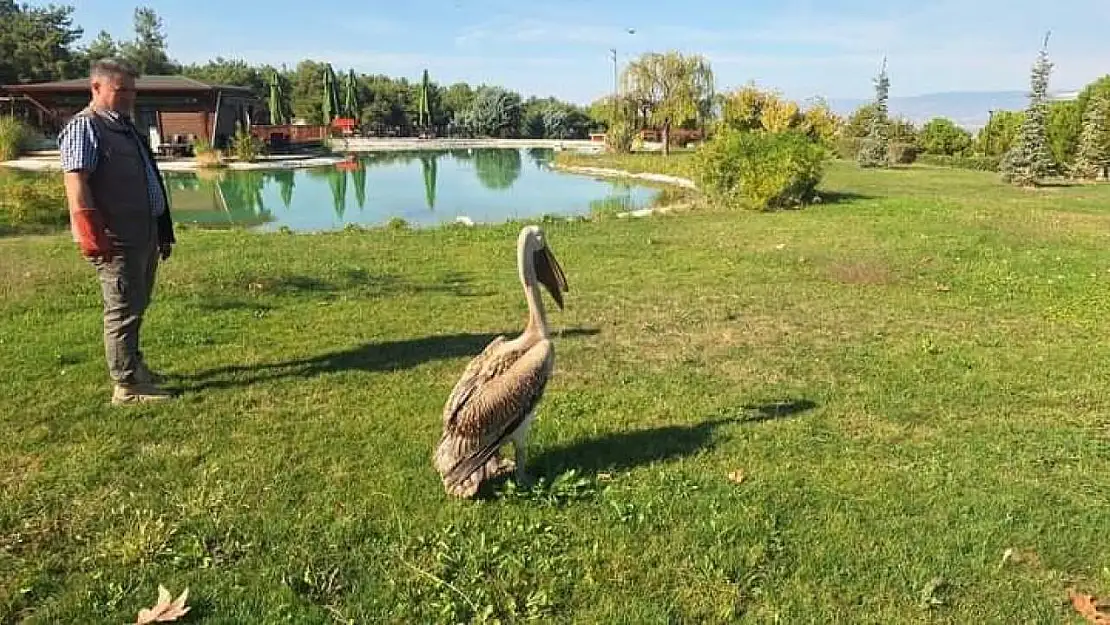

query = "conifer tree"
857;57;890;168
1071;92;1110;180
1001;33;1055;186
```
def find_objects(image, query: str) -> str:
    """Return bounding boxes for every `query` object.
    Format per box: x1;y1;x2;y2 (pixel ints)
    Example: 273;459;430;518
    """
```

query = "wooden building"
0;75;262;149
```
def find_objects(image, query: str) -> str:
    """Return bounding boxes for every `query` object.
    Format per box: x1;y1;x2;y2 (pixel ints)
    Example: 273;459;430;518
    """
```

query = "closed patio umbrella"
322;64;340;124
268;69;289;125
344;69;360;119
417;69;431;129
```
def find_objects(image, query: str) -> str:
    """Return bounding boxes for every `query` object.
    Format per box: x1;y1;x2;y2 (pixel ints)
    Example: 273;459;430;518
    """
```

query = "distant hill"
825;90;1079;131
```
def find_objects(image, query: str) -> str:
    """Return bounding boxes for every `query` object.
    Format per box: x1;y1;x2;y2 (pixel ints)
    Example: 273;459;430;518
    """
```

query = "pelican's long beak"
533;245;568;309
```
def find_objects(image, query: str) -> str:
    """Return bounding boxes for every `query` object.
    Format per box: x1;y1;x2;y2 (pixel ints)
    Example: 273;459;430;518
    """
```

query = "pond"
164;148;661;232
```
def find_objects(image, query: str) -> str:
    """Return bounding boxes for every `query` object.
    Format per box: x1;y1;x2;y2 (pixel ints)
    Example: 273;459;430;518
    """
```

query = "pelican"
433;225;569;497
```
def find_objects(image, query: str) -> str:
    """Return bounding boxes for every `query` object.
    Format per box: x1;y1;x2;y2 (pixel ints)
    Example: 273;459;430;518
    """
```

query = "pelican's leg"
511;413;535;486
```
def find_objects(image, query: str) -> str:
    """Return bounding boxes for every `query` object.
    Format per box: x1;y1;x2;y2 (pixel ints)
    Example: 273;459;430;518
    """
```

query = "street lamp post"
610;28;635;102
610;47;618;101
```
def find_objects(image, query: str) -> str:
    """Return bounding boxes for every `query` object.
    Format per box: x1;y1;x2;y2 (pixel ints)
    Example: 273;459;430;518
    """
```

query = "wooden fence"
250;124;330;147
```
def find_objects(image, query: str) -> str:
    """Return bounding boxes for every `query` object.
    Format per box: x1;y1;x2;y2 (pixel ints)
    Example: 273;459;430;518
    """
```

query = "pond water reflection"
164;148;659;231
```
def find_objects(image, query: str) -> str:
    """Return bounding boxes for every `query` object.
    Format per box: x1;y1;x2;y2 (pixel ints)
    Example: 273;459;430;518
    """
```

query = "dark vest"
77;106;175;247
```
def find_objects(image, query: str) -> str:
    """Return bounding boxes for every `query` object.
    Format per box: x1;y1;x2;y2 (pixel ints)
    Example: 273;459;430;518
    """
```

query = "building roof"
1;75;256;96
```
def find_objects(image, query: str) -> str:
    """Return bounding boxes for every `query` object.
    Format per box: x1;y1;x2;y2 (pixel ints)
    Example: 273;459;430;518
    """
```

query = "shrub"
857;137;889;168
888;142;919;164
919;117;973;156
694;128;829;211
231;125;264;163
917;153;1001;171
604;121;636;154
0;117;29;161
192;137;224;169
0;173;68;232
835;137;862;160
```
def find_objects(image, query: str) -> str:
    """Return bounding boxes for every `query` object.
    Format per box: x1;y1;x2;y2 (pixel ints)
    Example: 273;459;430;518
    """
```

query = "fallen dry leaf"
727;470;745;485
935;284;951;292
135;585;190;624
1068;588;1110;624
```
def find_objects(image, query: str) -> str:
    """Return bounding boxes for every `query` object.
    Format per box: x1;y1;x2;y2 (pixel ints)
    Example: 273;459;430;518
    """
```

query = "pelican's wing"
441;337;553;488
441;335;507;425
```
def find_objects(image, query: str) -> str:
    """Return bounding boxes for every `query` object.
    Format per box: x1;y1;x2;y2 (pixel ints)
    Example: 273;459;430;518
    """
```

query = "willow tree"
622;51;714;155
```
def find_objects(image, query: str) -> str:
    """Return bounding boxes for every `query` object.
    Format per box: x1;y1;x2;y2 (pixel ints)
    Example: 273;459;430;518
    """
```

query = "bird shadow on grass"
530;398;818;478
176;327;600;392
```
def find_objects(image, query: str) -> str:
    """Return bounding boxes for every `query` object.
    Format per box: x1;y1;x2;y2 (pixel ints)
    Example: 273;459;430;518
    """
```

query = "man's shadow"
177;327;600;392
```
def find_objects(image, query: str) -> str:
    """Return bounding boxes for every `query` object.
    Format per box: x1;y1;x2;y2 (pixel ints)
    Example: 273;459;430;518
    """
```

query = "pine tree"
1072;92;1110;180
119;7;175;75
1001;33;1055;186
85;30;118;62
857;57;890;168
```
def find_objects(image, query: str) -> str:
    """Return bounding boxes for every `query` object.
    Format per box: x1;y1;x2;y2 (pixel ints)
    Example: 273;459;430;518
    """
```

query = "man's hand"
71;207;114;260
63;171;114;260
159;244;172;261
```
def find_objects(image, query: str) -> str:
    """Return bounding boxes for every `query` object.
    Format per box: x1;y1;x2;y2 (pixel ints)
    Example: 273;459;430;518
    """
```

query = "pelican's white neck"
518;232;548;338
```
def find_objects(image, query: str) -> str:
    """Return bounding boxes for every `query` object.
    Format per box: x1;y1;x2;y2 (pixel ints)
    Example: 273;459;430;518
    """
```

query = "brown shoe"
112;382;174;405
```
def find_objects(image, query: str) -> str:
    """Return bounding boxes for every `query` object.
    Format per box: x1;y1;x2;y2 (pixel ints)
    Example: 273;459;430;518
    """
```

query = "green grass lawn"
3;159;1110;623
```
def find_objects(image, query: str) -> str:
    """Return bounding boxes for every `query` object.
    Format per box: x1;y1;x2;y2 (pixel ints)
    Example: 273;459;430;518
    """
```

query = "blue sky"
49;0;1110;104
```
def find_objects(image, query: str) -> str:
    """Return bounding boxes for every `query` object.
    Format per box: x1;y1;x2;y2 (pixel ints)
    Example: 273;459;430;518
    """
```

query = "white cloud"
454;18;636;48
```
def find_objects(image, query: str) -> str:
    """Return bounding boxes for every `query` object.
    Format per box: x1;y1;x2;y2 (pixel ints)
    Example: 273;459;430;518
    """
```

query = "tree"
587;94;637;130
119;7;175;74
858;57;890;168
290;60;328;124
622;51;714;155
1075;75;1110;119
85;30;118;62
1001;33;1055;187
181;57;268;98
1047;99;1082;170
919;117;972;155
522;101;547;138
1072;92;1110;180
359;74;411;130
0;0;83;84
976;110;1023;156
458;86;521;138
521;97;591;139
440;82;475;130
719;83;769;132
799;98;841;146
843;103;878;139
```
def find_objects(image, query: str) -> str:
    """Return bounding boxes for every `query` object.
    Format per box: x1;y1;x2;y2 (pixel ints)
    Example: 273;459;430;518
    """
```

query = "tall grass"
0;116;28;161
0;171;68;235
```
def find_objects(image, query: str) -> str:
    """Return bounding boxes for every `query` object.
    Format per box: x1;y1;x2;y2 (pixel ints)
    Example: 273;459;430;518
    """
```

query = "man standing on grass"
59;58;177;404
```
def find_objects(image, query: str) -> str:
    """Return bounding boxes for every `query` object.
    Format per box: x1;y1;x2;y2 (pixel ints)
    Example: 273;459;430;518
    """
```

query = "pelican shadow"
532;398;817;477
178;328;601;392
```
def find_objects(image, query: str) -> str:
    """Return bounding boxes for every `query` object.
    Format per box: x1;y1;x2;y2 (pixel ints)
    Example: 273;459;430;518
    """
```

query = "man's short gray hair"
90;58;139;82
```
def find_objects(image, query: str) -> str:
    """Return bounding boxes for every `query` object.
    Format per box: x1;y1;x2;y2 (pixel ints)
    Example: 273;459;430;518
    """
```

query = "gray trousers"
91;237;159;385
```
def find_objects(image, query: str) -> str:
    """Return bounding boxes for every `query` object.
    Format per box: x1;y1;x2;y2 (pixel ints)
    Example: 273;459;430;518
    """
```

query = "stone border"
549;163;698;218
330;137;609;153
550;163;696;189
0;153;347;173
